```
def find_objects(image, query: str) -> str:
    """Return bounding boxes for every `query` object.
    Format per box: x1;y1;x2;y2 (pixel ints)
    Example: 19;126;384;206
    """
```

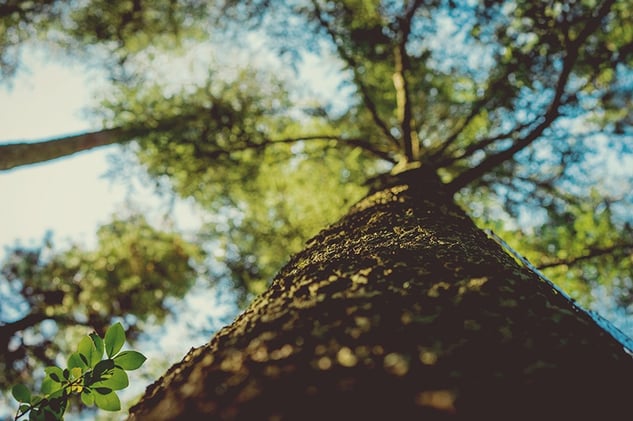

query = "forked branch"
447;0;615;193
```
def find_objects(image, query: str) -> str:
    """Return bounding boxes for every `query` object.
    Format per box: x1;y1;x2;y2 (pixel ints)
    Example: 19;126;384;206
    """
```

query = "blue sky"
0;54;120;251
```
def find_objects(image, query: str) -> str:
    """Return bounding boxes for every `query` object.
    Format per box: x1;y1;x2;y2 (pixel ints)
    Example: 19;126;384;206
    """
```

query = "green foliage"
10;214;200;321
96;65;384;298
0;214;202;390
0;0;210;83
63;0;207;51
100;68;295;200
467;188;633;307
208;142;376;299
11;322;146;420
85;0;633;318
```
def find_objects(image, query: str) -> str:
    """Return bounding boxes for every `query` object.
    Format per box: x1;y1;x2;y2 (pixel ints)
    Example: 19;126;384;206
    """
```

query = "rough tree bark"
128;164;633;420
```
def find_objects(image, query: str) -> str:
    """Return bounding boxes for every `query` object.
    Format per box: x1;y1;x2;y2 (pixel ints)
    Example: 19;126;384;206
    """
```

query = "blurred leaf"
12;384;31;403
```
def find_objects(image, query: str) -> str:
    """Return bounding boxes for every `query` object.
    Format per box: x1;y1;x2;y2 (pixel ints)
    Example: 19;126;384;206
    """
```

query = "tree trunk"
128;164;633;420
0;128;128;171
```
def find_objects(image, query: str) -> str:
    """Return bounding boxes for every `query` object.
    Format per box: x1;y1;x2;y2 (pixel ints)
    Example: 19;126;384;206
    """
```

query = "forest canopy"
1;0;632;416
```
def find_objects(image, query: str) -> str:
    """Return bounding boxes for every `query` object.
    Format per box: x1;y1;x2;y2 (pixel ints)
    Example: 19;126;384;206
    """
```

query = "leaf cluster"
11;322;146;420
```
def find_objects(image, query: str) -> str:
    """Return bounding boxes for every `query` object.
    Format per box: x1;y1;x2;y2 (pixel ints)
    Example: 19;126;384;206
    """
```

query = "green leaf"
93;359;115;379
79;353;90;367
104;323;125;358
83;370;94;387
97;368;129;390
78;335;101;368
90;332;105;359
44;366;64;384
94;390;121;411
95;387;113;395
12;384;31;403
68;352;88;370
70;367;83;381
114;350;147;370
81;388;95;407
48;388;65;399
41;376;60;395
19;404;30;414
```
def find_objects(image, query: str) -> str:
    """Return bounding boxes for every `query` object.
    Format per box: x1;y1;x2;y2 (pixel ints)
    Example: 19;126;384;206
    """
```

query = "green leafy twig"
11;322;147;421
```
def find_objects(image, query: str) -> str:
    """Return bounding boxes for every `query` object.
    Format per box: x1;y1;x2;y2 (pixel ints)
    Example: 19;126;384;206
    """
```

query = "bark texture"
129;165;633;420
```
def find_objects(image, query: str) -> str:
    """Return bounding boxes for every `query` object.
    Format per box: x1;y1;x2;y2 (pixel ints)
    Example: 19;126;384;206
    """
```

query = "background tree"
0;215;202;390
1;0;633;417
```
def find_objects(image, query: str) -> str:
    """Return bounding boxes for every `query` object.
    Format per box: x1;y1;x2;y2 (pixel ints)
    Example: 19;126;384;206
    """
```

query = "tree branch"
538;243;633;270
430;65;523;162
0;312;88;344
201;134;397;164
0;313;48;340
513;174;579;205
310;0;399;148
447;0;615;193
392;1;423;162
0;128;129;171
0;110;199;171
437;121;531;168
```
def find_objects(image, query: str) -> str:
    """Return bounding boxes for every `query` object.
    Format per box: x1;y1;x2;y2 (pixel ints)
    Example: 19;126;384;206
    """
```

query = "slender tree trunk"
0;128;129;171
129;164;633;420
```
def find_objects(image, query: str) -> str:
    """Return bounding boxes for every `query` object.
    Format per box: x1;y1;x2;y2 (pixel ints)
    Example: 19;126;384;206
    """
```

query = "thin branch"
393;46;413;160
263;134;395;163
538;243;633;270
392;0;423;162
310;0;399;148
447;0;615;193
437;121;531;167
346;138;398;163
0;313;47;340
446;92;562;193
430;66;518;161
0;312;87;343
429;107;482;161
203;133;397;164
513;174;579;205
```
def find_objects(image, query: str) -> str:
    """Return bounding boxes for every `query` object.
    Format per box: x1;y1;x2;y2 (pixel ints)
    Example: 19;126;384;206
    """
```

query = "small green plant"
11;322;147;420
